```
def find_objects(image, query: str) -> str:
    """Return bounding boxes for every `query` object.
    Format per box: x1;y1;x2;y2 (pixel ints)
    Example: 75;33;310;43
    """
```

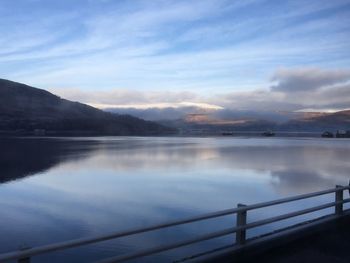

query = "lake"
0;136;349;262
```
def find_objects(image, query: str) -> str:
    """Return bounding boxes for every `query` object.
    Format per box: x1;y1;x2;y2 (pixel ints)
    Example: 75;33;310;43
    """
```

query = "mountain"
108;107;350;134
179;110;350;133
177;110;350;133
0;79;175;135
280;110;350;131
106;107;295;123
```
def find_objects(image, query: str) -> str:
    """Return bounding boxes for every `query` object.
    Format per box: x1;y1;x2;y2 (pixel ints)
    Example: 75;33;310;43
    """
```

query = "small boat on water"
321;131;334;138
336;130;350;138
262;130;275;137
222;131;233;136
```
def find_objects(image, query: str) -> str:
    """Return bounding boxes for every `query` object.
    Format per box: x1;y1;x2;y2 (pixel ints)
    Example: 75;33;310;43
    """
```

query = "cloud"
105;106;215;121
301;83;350;109
2;0;350;92
270;68;350;92
52;88;199;105
226;71;350;112
90;102;222;110
50;67;350;114
2;1;350;115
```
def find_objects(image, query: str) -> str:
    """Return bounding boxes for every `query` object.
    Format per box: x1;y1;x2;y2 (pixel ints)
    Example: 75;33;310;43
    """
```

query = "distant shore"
2;130;350;139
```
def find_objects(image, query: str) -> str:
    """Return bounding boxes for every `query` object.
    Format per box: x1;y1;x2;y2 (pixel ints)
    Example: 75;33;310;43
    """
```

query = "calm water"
0;136;350;262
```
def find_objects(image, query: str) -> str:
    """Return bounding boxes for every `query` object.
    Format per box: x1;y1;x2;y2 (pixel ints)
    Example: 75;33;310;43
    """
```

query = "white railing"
0;183;349;263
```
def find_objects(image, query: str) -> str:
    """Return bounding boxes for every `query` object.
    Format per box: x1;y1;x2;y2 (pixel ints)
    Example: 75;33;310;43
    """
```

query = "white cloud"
49;67;350;113
89;102;223;110
1;0;350;105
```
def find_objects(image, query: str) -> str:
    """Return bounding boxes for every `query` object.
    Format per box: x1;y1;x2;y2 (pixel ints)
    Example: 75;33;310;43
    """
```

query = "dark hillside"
0;79;175;135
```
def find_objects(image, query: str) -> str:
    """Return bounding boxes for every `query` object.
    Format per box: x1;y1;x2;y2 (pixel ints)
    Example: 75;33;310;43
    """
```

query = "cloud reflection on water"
0;137;349;262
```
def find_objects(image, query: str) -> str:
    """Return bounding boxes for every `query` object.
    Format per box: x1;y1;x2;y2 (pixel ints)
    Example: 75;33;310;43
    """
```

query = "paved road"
240;216;350;263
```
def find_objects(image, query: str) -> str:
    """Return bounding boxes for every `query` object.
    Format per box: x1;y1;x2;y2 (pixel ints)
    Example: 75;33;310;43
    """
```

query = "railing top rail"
243;185;349;212
92;199;350;263
0;185;349;262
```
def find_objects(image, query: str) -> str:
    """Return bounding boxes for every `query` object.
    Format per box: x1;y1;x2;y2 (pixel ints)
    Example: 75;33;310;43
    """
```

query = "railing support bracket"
236;203;247;245
335;185;344;215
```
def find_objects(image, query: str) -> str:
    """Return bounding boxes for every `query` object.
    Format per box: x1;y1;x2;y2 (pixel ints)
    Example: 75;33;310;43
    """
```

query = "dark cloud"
270;68;350;92
316;84;350;108
216;68;350;112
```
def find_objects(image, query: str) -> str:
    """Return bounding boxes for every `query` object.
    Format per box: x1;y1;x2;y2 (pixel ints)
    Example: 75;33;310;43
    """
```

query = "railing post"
335;185;343;215
18;257;31;263
236;203;247;245
18;245;31;263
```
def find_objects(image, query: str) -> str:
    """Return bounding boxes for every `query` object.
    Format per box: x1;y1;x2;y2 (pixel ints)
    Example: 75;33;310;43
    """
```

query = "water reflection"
0;137;349;262
0;138;100;183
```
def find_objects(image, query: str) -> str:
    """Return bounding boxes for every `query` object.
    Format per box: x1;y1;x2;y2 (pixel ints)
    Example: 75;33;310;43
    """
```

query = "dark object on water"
321;131;334;138
262;130;275;137
336;130;350;138
222;131;233;136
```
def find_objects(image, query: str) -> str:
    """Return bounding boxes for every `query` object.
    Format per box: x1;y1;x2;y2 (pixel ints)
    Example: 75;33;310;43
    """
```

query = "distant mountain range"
0;79;174;136
2;78;348;136
160;110;350;133
107;107;350;133
279;110;350;131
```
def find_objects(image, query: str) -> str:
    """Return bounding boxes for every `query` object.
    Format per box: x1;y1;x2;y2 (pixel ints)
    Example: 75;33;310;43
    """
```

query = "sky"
1;0;350;112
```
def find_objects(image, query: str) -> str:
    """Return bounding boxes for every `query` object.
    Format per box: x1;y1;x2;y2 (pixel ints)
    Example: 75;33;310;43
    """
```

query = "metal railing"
1;183;349;263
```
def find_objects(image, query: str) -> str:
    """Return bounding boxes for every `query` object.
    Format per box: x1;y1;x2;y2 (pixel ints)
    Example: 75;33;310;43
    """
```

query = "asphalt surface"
239;216;350;263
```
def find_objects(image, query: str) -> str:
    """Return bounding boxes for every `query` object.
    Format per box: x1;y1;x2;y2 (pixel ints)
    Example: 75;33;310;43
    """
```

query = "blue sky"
1;0;350;111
